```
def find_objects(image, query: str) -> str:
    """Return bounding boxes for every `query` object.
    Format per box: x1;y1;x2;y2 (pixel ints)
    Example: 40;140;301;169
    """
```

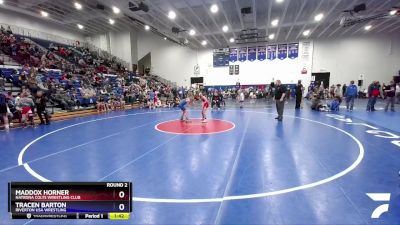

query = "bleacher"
1;28;177;130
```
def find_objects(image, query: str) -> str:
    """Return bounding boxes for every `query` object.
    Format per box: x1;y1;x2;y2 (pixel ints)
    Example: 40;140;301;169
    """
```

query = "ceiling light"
40;11;48;17
77;24;84;29
144;25;150;30
268;33;275;40
74;2;82;10
189;29;196;36
0;0;3;4
201;40;207;46
222;25;229;32
389;9;397;16
314;13;324;22
364;25;372;31
210;4;219;13
276;0;284;3
112;6;120;14
303;30;310;36
229;38;235;43
164;37;167;40
271;19;279;27
168;10;176;19
109;19;115;25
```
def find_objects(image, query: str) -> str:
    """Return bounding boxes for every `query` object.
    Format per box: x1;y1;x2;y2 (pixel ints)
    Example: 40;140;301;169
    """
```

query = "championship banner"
288;43;299;59
247;46;257;62
257;46;266;61
238;47;247;62
277;44;288;60
229;48;238;63
267;45;277;60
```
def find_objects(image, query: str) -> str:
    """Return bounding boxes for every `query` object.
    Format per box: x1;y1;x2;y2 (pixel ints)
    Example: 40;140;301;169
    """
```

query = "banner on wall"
238;47;247;62
301;42;311;57
257;46;266;61
229;48;238;63
267;45;277;60
288;43;299;59
247;46;257;62
213;48;230;67
235;65;239;75
277;44;288;60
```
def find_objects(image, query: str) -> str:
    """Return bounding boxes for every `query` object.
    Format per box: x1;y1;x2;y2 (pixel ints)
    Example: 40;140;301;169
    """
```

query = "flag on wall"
257;46;266;61
238;47;247;62
288;43;299;59
247;46;257;62
229;48;238;63
267;45;277;60
277;44;288;60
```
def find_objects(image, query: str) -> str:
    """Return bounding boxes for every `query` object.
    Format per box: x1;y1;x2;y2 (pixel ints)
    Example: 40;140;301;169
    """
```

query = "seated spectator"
328;97;341;112
16;92;35;127
311;95;328;112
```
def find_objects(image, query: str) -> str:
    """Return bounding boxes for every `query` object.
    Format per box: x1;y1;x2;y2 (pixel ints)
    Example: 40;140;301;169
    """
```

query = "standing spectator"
211;91;220;110
396;82;400;104
334;84;342;98
148;89;155;110
342;83;347;96
295;80;303;109
384;81;396;112
381;83;387;99
0;91;10;131
366;81;380;111
345;81;358;111
274;80;287;122
238;89;245;108
35;91;50;125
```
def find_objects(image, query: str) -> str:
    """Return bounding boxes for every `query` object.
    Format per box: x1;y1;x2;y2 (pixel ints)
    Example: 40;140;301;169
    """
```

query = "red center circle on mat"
155;119;235;135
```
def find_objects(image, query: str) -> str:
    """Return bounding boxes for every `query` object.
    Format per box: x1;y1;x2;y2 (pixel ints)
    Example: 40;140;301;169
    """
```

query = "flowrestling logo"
366;193;391;219
326;114;398;219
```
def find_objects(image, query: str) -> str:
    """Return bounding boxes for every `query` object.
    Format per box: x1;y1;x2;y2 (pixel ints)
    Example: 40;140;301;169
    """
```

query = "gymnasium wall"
86;33;110;52
136;31;197;87
87;30;138;71
109;31;138;70
0;8;84;42
196;41;314;86
312;34;400;88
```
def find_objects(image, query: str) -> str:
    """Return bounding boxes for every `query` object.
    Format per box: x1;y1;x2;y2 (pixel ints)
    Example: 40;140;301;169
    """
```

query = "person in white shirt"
239;89;245;108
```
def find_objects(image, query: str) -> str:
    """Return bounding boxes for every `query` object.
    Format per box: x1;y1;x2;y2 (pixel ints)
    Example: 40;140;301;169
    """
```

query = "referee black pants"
276;100;284;120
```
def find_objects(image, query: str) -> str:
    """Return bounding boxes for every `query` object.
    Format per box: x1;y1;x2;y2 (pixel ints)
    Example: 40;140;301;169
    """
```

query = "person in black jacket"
211;91;220;110
35;91;50;125
274;80;287;122
295;80;304;109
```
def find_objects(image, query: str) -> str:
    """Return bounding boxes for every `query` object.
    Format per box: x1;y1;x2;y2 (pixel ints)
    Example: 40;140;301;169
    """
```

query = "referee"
274;80;287;122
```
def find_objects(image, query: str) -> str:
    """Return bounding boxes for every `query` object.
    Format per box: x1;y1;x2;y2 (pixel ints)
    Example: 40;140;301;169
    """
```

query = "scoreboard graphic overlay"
8;182;132;220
